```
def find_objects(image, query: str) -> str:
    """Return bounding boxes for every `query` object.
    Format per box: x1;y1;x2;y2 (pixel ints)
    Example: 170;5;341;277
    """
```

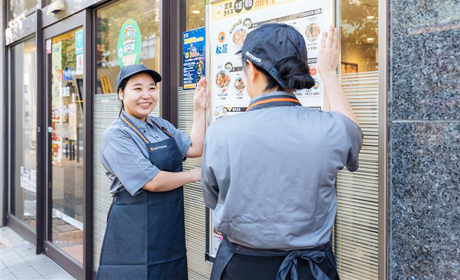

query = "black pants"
222;252;339;280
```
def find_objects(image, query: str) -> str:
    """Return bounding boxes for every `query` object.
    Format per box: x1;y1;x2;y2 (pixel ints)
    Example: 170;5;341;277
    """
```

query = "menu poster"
183;27;206;90
208;0;325;122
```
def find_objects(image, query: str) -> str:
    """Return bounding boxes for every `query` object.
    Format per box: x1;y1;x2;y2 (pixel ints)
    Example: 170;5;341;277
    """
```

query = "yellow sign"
212;0;295;20
184;36;205;45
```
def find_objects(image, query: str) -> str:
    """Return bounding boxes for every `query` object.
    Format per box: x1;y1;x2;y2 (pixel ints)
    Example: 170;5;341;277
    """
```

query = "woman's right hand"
318;25;339;77
188;168;201;183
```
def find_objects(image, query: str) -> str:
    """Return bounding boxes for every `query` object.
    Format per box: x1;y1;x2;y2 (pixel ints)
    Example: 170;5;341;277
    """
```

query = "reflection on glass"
185;0;206;31
95;0;161;111
340;0;378;73
12;37;37;231
50;28;84;264
93;0;161;269
180;0;205;88
9;0;39;20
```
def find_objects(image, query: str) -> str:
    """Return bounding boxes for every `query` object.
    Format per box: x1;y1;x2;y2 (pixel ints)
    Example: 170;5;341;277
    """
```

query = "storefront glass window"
335;0;379;278
178;1;212;279
93;0;161;269
9;0;39;20
340;0;378;73
11;37;37;231
185;0;206;31
49;28;85;264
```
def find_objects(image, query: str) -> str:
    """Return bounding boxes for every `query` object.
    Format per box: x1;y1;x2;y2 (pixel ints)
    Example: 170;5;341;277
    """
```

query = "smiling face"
119;72;158;121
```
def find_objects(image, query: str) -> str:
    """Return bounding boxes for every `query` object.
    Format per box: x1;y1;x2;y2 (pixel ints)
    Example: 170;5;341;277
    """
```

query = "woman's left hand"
194;78;208;111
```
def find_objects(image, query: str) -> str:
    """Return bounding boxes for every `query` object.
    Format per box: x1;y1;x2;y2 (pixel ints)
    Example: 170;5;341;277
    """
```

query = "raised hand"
318;25;339;77
194;78;208;111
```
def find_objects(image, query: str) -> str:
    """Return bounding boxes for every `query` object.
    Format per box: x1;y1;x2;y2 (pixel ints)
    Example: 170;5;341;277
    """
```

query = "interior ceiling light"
367;15;375;20
192;10;200;14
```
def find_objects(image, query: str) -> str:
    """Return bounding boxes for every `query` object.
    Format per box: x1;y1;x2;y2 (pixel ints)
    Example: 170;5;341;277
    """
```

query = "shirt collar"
248;91;297;107
121;110;151;128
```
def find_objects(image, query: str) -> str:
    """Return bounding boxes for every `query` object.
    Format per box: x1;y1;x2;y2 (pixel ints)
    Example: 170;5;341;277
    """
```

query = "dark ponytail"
118;78;129;115
276;56;315;90
244;56;315;92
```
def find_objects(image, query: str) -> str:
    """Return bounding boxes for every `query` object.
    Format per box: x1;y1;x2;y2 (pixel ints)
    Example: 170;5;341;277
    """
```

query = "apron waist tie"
211;236;333;280
275;249;329;280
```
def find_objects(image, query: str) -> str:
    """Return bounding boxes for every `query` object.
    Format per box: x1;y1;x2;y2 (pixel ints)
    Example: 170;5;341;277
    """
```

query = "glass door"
42;18;87;280
41;9;92;279
10;37;38;231
47;27;85;264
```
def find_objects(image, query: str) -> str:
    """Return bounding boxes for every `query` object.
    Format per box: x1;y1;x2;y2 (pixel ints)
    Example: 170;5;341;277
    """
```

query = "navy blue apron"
210;94;339;280
97;113;188;280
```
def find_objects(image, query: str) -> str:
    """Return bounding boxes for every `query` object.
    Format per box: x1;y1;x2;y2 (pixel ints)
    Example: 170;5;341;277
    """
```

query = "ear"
246;61;259;82
118;88;124;100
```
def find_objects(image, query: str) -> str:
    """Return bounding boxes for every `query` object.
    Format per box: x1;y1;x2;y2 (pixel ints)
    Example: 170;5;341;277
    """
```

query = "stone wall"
389;0;460;278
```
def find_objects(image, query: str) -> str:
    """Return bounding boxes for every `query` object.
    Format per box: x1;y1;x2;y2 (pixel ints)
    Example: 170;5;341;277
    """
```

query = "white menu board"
207;0;330;123
205;0;332;259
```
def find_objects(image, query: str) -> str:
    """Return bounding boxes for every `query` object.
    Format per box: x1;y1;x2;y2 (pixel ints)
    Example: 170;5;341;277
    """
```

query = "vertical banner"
75;29;84;75
183;27;206;90
206;0;329;260
75;29;84;55
52;42;63;165
52;41;63;102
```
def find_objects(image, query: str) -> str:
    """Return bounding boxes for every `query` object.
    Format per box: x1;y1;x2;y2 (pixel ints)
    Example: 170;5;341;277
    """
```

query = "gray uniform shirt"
201;91;363;250
100;111;192;196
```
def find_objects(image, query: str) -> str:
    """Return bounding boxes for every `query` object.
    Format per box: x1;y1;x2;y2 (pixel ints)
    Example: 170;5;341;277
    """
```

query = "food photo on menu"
215;70;231;93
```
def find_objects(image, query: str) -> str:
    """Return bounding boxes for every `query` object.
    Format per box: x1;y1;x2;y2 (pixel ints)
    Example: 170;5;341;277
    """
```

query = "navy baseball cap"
116;64;162;93
237;23;309;89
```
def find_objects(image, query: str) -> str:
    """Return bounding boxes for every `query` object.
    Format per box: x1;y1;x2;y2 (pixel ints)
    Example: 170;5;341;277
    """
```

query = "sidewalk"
0;227;75;280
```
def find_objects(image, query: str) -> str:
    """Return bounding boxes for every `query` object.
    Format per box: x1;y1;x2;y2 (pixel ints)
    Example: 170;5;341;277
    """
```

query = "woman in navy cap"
96;64;207;280
201;24;362;279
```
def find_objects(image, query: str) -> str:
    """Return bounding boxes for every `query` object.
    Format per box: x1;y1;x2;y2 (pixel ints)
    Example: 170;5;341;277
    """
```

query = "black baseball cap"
116;64;162;93
237;23;309;89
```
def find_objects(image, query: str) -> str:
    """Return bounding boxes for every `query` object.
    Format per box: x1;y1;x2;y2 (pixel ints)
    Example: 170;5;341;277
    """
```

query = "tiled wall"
389;0;460;278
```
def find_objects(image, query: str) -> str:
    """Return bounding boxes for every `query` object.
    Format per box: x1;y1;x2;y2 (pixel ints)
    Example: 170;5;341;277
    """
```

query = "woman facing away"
201;24;363;280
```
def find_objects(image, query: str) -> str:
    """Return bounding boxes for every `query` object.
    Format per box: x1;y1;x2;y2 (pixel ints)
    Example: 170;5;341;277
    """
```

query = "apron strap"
106;196;116;223
150;120;175;139
210;237;235;280
120;112;150;145
120;112;175;143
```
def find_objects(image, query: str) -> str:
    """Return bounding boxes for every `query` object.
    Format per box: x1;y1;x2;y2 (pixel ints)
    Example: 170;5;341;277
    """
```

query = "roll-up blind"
178;88;213;280
93;93;121;269
335;71;379;280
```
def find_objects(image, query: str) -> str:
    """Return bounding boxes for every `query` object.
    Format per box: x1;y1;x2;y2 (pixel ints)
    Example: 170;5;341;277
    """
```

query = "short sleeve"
339;114;363;172
201;125;227;210
100;135;161;196
155;118;192;158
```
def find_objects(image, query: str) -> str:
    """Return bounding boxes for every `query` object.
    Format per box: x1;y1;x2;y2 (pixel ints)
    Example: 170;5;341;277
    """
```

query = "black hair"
243;56;315;92
118;78;130;115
